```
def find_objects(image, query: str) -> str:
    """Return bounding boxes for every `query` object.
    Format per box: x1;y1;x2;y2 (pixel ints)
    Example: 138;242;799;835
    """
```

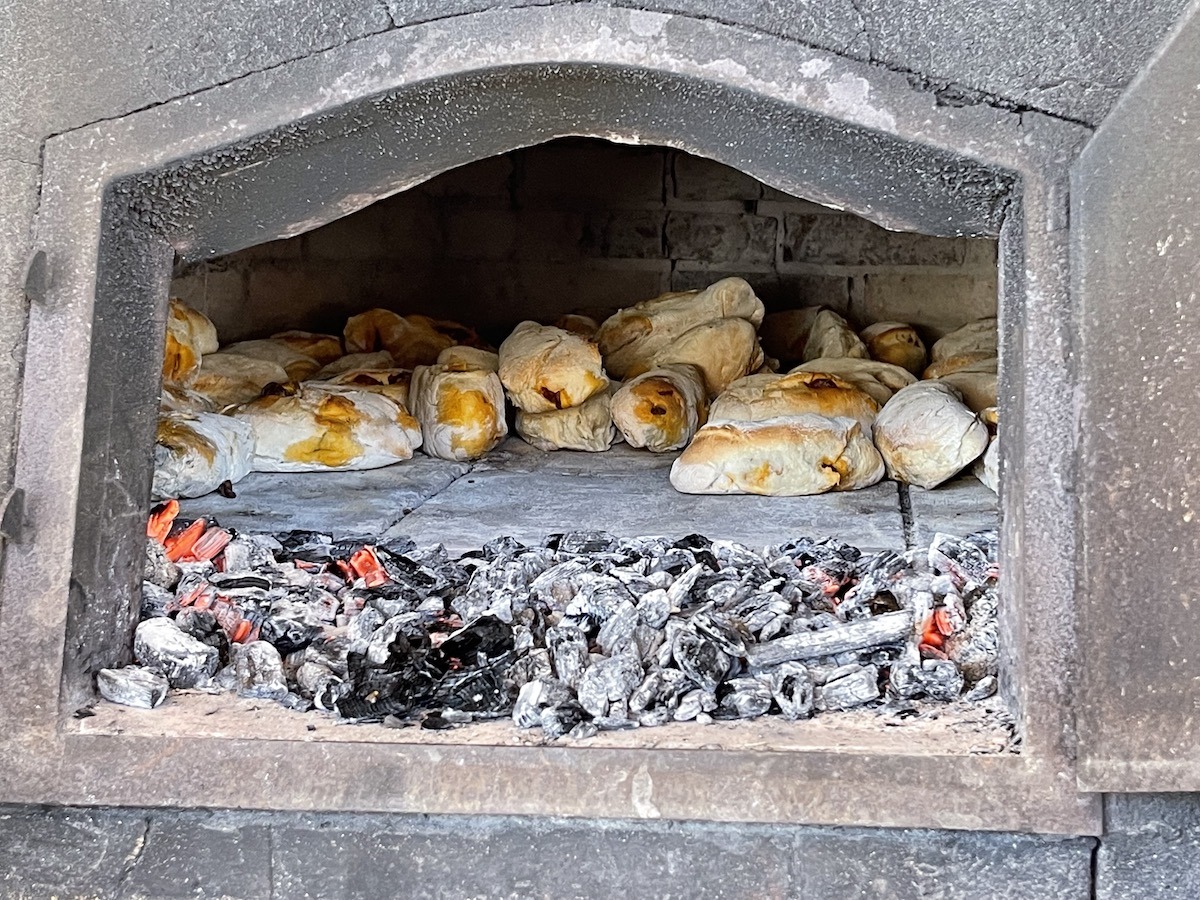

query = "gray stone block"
3;0;392;162
666;211;778;265
0;158;37;544
390;440;906;552
858;272;998;338
0;806;148;898
179;457;472;539
1097;795;1200;900
118;816;272;900
271;816;796;899
581;209;666;259
783;213;971;267
791;827;1094;899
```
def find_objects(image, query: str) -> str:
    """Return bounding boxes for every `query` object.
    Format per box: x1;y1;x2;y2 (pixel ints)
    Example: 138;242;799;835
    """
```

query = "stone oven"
5;3;1199;854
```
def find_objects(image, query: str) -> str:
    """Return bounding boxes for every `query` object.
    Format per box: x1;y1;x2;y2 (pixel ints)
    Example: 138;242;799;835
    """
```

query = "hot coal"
114;506;1002;736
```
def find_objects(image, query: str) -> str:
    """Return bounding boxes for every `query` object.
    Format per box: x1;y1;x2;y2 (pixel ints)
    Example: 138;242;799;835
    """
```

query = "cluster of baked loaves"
153;278;998;501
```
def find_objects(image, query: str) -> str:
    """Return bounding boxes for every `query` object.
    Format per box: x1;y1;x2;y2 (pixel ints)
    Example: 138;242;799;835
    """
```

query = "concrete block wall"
172;140;997;345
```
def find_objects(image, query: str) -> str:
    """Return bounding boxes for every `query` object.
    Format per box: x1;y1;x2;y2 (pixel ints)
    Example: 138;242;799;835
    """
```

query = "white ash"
114;522;1003;737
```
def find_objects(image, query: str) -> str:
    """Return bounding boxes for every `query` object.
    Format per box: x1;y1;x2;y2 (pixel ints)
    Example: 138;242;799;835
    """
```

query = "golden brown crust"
670;415;884;496
709;371;880;428
498;321;609;413
860;322;927;375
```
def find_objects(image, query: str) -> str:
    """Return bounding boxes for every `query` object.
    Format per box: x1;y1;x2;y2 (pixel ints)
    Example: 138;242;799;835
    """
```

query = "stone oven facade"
2;2;1199;895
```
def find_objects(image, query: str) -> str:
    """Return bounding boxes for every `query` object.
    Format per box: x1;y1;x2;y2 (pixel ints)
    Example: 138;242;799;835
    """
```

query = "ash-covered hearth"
98;498;1002;742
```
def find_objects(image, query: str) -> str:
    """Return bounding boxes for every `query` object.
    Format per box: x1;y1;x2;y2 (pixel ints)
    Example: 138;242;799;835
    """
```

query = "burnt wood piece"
747;611;912;668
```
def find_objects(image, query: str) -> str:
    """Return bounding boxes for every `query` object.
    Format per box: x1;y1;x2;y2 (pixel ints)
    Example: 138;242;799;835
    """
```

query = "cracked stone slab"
906;474;999;543
0;807;149;898
391;444;906;553
178;457;471;538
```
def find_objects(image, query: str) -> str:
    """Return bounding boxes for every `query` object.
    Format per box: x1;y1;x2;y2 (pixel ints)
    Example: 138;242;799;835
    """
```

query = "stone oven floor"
180;439;998;553
79;688;1017;755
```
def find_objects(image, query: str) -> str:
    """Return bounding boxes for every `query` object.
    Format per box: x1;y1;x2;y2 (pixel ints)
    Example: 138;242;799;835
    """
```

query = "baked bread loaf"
648;316;764;397
610;364;708;452
162;299;218;384
437;345;500;373
498;321;609;413
219;339;321;381
803;309;869;362
232;386;422;472
321;368;412;408
409;364;508;461
313;351;395;380
597;278;764;391
670;415;884;496
923;352;997;380
872;381;988;488
160;384;216;416
937;365;998;413
554;314;600;340
791;358;917;406
930;318;997;362
516;388;617;452
269;331;344;365
709;371;880;429
974;437;999;493
343;309;455;369
860;322;927;374
191;352;290;409
152;413;254;500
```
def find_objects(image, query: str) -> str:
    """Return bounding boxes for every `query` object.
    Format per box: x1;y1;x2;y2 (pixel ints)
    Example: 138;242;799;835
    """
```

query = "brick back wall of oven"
171;141;997;345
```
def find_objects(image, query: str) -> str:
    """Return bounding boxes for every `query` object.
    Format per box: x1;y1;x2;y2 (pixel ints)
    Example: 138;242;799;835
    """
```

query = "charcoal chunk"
546;626;589;688
814;664;880;711
139;581;173;619
636;589;671;629
576;653;643;719
97;666;168;709
234;641;288;701
965;674;998;702
671;629;731;693
512;677;574;729
143;540;181;591
133;618;219;688
540;701;587;739
920;658;965;701
716;676;772;719
769;662;814;720
596;601;639;656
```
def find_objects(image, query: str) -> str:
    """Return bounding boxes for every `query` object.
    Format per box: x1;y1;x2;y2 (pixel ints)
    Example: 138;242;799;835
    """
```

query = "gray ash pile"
100;499;1001;738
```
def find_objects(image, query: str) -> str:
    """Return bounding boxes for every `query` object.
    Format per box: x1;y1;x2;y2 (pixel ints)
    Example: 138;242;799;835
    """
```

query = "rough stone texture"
0;806;1097;899
1074;0;1200;791
0;160;36;581
0;807;151;898
180;457;471;537
378;0;1189;126
1098;794;1200;900
906;474;999;546
0;0;393;163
